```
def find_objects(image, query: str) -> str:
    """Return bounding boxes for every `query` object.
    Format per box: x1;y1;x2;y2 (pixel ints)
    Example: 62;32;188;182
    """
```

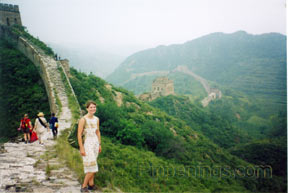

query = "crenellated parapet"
138;76;175;101
0;3;22;26
151;77;175;100
0;3;82;116
0;3;20;12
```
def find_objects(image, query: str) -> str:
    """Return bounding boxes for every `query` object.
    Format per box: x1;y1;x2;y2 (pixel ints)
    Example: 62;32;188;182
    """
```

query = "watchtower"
0;3;22;26
151;77;174;99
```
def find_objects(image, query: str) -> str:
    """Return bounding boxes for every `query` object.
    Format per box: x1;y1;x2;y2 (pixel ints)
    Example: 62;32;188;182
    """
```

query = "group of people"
20;101;101;192
54;53;61;61
19;112;58;145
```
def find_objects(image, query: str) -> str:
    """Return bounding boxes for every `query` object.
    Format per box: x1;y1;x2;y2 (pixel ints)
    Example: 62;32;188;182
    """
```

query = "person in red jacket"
19;114;32;144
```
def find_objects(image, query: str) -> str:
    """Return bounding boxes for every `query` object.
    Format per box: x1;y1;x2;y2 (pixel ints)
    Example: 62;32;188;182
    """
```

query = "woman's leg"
82;172;94;188
88;173;95;186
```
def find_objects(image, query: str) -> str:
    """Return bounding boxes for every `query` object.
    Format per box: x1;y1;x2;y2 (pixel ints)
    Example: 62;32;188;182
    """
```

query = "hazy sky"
2;0;286;55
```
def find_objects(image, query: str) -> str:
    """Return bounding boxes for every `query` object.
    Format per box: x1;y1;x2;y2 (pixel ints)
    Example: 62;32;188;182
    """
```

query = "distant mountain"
70;67;287;193
106;31;286;113
49;43;125;78
2;25;286;191
69;68;267;192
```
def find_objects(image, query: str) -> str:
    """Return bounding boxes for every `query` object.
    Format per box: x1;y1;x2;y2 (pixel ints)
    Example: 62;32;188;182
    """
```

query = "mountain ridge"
0;25;286;192
107;30;286;80
106;30;286;115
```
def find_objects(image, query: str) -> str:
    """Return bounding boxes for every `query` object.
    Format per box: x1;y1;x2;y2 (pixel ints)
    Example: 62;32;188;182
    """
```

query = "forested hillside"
149;95;251;148
68;68;286;192
0;37;49;142
149;94;286;192
1;27;285;192
107;31;286;116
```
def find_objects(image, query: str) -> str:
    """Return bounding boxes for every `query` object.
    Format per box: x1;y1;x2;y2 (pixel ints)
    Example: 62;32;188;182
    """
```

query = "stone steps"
0;46;85;192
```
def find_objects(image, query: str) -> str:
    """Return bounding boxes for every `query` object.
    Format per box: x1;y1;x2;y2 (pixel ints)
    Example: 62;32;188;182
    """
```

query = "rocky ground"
0;54;100;192
0;138;82;193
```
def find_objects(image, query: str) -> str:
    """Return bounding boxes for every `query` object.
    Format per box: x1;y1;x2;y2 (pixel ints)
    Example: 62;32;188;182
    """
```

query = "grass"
55;129;85;181
41;147;66;179
52;59;85;181
33;159;41;168
0;137;9;145
58;65;81;122
3;27;254;191
11;25;54;56
46;163;51;178
48;164;62;171
53;87;62;117
26;152;33;157
41;148;57;161
31;179;41;186
55;130;251;192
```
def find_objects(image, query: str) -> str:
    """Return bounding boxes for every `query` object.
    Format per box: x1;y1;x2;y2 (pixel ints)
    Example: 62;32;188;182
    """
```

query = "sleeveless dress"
82;116;100;173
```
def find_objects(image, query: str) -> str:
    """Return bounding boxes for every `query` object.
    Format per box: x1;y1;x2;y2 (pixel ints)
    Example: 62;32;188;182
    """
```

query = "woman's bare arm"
96;118;101;153
78;118;86;156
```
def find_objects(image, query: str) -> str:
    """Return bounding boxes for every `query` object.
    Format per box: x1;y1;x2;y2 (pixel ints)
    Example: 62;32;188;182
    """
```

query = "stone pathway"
0;53;89;192
0;140;81;193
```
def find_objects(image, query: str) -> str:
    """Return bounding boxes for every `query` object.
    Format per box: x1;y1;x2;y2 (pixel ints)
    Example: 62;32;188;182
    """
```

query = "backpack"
68;117;87;149
21;118;28;129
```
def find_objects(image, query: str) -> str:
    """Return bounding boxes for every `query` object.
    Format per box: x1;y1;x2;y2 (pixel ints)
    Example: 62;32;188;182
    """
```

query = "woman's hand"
99;145;102;153
80;147;86;156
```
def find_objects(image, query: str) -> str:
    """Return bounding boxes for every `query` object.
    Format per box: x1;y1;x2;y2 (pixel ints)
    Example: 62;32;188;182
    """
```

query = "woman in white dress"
33;112;49;145
78;101;101;192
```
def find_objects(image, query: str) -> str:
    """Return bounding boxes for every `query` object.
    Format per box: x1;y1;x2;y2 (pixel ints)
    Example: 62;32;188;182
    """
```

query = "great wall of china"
135;65;222;106
0;2;221;191
0;3;84;192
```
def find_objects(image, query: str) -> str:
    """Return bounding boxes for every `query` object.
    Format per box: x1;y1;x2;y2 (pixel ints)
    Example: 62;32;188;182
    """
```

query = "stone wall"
201;89;222;107
0;24;77;115
151;77;174;100
0;3;22;26
59;59;70;76
138;76;175;101
17;36;58;113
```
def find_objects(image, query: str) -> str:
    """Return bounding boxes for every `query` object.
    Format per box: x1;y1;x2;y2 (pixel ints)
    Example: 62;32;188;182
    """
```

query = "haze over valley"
0;0;286;192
